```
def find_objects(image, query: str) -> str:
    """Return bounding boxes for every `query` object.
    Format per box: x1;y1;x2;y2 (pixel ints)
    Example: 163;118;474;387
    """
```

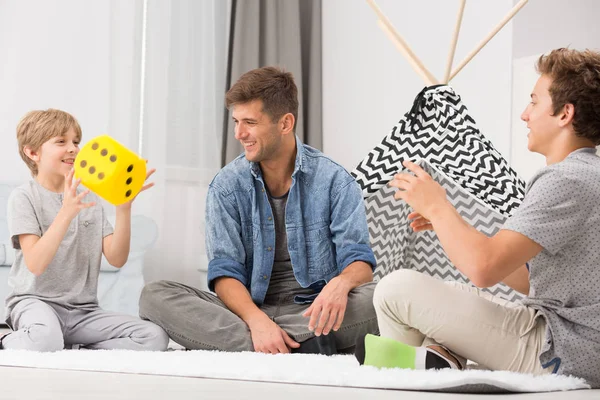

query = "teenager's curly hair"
537;48;600;145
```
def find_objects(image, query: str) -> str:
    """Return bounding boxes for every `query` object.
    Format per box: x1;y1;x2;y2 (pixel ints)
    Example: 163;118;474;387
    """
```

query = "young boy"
357;48;600;388
0;109;168;351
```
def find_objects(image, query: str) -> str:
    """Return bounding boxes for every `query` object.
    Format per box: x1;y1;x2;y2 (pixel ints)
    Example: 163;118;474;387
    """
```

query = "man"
140;66;378;354
357;48;600;388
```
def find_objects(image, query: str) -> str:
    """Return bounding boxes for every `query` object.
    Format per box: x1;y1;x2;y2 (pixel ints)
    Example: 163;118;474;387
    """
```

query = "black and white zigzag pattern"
352;86;527;302
353;85;525;216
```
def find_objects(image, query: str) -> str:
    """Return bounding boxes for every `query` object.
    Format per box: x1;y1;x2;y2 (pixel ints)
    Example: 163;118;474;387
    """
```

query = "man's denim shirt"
205;138;376;305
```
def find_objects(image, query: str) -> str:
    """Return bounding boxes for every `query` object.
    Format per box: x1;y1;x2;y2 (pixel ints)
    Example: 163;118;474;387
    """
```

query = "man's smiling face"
232;99;282;163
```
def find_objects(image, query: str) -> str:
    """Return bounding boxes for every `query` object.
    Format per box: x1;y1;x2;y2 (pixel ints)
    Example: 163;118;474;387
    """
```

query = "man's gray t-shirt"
503;148;600;387
264;192;314;303
5;180;113;326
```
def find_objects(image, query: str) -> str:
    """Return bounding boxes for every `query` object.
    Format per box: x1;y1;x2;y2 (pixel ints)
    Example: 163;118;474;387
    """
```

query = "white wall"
322;0;514;172
512;0;600;59
510;0;600;181
510;54;546;182
0;0;140;183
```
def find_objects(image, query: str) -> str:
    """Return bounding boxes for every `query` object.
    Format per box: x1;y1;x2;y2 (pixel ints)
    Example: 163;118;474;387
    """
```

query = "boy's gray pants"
139;280;379;353
2;298;169;351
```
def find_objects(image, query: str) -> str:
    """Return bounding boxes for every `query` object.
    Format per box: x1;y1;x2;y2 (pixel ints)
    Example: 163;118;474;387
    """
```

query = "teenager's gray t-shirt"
503;148;600;387
5;180;113;325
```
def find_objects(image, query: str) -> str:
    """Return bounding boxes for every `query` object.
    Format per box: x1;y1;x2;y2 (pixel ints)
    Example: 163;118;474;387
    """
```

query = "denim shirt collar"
249;135;305;179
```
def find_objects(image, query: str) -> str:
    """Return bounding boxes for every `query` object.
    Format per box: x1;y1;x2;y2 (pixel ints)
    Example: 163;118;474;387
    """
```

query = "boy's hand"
61;168;95;220
117;161;156;210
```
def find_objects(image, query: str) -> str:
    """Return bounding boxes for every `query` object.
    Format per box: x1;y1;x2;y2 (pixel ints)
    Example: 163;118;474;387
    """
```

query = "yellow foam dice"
74;135;146;206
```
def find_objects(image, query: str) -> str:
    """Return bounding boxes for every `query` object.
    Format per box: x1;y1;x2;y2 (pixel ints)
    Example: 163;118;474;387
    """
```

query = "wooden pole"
367;0;438;86
449;0;528;81
443;0;466;83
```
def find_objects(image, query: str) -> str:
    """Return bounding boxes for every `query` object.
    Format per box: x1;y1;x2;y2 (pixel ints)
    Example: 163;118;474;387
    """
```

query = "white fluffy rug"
0;350;590;393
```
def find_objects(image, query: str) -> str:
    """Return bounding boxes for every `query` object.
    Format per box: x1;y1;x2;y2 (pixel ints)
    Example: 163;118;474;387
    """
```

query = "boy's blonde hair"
17;109;82;176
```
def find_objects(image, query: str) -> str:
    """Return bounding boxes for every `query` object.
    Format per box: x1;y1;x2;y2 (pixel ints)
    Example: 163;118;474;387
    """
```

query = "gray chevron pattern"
366;161;522;301
355;86;527;302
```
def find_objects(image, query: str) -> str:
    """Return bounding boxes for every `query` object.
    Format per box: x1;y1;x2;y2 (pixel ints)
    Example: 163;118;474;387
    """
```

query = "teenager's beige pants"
374;269;550;374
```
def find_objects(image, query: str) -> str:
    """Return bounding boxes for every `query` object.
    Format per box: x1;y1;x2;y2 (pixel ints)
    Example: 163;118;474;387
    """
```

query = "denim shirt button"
267;216;272;221
263;275;268;280
267;247;272;251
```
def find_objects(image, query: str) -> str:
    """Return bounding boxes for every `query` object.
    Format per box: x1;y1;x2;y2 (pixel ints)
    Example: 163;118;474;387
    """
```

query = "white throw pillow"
0;243;15;266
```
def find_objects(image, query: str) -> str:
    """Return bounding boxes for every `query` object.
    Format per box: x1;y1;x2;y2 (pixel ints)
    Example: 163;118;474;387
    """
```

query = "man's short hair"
17;109;82;176
536;48;600;144
226;66;299;131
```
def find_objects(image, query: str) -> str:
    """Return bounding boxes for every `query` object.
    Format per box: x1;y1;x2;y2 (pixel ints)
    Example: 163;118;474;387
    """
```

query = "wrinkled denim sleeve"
330;176;376;272
205;184;248;291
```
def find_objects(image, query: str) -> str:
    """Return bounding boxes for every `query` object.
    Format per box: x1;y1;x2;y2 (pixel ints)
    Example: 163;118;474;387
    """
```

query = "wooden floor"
0;366;599;400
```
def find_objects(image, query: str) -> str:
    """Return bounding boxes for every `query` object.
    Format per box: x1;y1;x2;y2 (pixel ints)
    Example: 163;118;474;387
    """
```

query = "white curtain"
136;0;228;287
0;0;229;289
0;0;140;182
222;0;322;165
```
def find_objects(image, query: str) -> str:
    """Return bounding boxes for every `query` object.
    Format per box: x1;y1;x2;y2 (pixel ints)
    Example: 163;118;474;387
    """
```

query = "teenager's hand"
303;276;350;336
61;168;95;220
117;161;156;210
247;314;300;354
388;160;450;221
407;211;434;232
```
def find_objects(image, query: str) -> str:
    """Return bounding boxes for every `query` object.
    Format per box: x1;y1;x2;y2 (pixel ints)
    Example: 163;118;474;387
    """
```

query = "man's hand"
388;160;449;221
247;314;300;354
61;168;95;220
303;276;350;336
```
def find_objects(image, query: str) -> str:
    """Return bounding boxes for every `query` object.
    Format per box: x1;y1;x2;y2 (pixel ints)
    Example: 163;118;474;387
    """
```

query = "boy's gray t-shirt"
5;180;113;325
503;147;600;387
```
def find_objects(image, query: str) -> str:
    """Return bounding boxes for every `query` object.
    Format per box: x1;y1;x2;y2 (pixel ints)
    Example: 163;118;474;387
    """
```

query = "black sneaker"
355;333;368;364
0;332;10;350
293;334;337;356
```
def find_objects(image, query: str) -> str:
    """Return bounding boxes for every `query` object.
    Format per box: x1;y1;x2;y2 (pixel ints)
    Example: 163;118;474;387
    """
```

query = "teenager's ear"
280;113;295;136
23;146;39;162
559;103;575;127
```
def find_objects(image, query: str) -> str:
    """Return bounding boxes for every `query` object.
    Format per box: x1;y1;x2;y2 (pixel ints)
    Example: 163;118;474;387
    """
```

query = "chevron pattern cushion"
352;85;526;302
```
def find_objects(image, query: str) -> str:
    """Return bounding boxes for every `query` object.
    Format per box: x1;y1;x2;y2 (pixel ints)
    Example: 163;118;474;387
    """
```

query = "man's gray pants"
139;281;379;353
